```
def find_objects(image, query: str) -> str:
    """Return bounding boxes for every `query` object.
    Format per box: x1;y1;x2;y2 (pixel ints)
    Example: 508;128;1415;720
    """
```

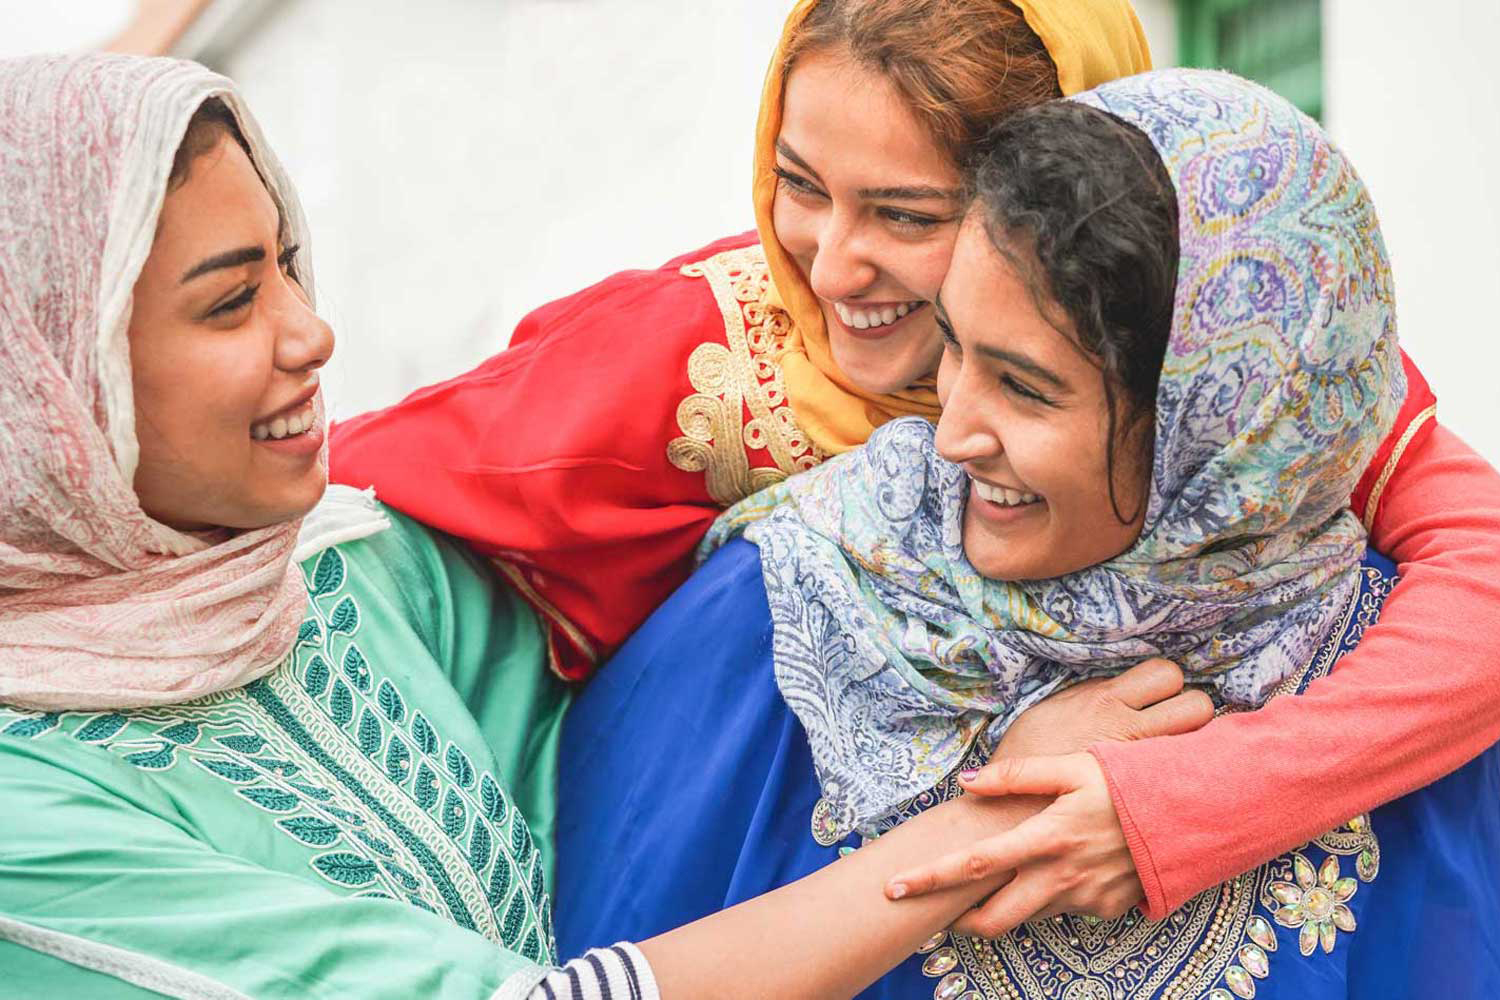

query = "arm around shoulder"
1092;420;1500;916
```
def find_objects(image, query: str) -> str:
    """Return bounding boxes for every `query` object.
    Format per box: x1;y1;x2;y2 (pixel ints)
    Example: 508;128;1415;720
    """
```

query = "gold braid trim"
668;245;826;505
490;556;597;680
1362;403;1437;532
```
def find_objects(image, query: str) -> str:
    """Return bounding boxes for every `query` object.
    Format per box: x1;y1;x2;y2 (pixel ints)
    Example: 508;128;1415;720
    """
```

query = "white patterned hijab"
0;54;317;710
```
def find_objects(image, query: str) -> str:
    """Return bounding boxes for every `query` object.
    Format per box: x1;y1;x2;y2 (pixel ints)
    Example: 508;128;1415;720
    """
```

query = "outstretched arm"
641;789;1032;999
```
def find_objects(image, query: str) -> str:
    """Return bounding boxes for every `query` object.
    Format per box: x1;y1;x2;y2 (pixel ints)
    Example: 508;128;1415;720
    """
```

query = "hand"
997;658;1213;759
884;754;1141;938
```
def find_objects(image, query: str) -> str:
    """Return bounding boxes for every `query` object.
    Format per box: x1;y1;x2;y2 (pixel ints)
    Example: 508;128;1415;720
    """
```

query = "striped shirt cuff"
527;942;660;1000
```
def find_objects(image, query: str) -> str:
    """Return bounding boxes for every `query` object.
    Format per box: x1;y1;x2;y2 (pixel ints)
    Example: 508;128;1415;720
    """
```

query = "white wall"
1324;0;1500;465
215;0;789;419
1131;0;1177;67
218;0;1187;425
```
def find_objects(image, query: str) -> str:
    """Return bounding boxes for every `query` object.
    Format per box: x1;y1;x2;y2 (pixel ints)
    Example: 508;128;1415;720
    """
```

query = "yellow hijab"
753;0;1152;454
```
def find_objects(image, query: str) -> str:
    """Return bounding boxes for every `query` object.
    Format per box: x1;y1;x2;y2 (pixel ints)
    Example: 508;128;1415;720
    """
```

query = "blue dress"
556;539;1500;998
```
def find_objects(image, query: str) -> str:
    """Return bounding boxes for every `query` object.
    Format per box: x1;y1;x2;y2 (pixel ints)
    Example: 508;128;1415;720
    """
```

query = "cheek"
770;190;817;260
899;236;960;303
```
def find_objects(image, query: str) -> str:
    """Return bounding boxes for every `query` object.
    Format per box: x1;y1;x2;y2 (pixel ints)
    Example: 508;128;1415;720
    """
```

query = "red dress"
330;233;823;679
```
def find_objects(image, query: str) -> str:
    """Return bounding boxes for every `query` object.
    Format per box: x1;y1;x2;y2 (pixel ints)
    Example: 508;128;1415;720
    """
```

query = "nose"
934;362;1000;466
270;277;334;375
807;207;878;303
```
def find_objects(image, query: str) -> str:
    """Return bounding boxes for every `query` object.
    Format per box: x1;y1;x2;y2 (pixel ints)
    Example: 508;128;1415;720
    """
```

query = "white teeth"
251;402;317;441
833;300;923;330
973;478;1041;507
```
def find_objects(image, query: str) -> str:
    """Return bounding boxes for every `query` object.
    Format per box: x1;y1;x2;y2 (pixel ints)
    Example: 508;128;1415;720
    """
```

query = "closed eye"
935;311;961;351
208;284;259;318
877;206;946;232
773;166;826;200
1002;374;1053;406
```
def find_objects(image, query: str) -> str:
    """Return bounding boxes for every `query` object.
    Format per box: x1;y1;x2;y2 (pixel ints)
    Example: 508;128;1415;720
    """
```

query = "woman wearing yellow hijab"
329;0;1155;681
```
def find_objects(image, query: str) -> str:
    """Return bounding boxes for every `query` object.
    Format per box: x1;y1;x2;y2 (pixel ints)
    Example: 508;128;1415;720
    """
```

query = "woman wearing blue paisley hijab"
557;69;1500;998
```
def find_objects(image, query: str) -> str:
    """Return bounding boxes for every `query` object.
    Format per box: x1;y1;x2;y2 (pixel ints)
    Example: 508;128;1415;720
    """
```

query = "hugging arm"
0;732;1016;1000
890;423;1500;925
1095;423;1500;916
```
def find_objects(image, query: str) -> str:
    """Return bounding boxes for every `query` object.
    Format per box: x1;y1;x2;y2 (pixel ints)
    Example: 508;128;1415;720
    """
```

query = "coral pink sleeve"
1090;423;1500;918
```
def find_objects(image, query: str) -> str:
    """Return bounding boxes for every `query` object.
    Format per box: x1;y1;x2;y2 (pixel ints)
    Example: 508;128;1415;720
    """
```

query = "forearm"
1094;424;1500;916
640;792;1044;999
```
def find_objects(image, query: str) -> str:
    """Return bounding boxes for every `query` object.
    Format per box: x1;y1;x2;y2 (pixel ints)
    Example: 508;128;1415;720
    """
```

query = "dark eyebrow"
933;291;1068;391
776;138;958;202
774;139;823;185
975;343;1069;391
180;245;265;284
856;184;962;202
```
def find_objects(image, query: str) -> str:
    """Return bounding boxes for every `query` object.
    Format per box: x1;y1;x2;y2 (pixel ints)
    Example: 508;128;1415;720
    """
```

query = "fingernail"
959;768;980;781
887;882;908;900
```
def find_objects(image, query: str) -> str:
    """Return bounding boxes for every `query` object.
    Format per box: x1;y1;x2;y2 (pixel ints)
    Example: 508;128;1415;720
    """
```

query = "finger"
959;752;1094;797
950;868;1064;938
1135;687;1215;736
1105;658;1185;710
885;816;1063;898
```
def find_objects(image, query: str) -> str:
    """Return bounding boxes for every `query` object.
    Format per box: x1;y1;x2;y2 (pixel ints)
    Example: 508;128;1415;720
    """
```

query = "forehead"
942;214;1086;360
155;133;280;250
779;48;958;185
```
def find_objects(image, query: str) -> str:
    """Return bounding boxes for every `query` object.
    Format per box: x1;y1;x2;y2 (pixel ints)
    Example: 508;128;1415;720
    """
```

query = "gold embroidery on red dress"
668;244;826;506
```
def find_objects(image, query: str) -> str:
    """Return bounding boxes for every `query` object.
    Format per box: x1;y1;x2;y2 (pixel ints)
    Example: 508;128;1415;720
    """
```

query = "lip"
254;421;324;457
254;383;319;425
967;471;1030;494
826;299;928;342
966;478;1045;526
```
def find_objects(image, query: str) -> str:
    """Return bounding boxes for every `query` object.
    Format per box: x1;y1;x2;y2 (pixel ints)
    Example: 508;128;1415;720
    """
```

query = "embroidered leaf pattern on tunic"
0;544;554;963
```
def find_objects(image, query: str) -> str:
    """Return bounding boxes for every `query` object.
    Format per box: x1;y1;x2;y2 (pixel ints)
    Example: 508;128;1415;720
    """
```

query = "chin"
828;333;941;395
233;477;328;531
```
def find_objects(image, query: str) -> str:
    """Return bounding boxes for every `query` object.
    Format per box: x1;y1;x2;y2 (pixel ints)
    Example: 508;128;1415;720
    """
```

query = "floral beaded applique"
667;244;826;505
859;557;1396;1000
0;545;554;963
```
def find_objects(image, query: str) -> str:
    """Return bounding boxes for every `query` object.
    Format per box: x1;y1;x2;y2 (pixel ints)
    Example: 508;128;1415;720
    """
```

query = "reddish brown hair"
783;0;1063;165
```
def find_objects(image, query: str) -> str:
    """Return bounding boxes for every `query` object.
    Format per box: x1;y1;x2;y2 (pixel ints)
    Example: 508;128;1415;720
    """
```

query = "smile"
832;299;925;331
972;477;1041;508
251;400;317;441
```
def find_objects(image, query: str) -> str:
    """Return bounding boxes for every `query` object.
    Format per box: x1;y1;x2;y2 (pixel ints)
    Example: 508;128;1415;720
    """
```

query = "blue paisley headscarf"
702;69;1405;836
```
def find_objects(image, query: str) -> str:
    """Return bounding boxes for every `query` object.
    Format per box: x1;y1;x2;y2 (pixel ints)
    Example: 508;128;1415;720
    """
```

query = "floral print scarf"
705;69;1406;835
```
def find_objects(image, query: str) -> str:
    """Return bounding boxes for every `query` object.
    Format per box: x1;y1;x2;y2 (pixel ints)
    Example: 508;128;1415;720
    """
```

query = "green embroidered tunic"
0;507;571;998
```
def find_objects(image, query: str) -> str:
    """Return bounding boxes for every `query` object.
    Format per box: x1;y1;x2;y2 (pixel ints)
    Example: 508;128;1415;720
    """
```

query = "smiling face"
934;213;1150;581
128;127;333;532
772;46;963;394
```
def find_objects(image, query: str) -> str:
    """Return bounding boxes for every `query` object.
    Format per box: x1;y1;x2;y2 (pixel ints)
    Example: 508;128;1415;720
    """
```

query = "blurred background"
3;0;1496;464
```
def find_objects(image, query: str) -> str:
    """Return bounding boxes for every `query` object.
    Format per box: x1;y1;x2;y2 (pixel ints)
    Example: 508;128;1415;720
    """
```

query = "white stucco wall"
1324;0;1500;465
215;0;1190;424
213;0;788;419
